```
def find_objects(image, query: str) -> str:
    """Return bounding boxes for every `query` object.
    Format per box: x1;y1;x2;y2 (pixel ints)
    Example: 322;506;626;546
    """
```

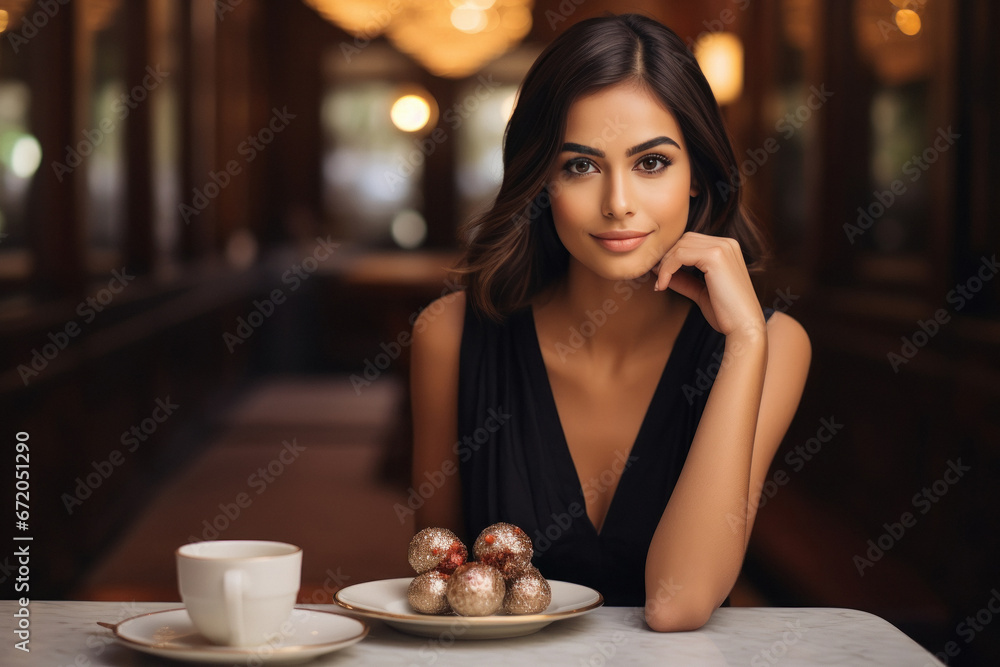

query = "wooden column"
810;0;869;286
953;0;1000;315
123;0;155;274
178;0;217;259
420;73;458;248
262;0;325;244
27;1;85;298
213;0;252;248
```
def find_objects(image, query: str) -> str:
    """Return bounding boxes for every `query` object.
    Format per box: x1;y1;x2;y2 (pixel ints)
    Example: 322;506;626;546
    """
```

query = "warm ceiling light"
451;4;488;34
693;32;744;105
303;0;392;37
304;0;532;78
0;1;30;32
391;93;433;132
387;0;532;78
894;9;921;36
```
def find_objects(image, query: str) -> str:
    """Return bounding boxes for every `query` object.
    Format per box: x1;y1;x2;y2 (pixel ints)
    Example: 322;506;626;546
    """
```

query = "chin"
589;260;657;284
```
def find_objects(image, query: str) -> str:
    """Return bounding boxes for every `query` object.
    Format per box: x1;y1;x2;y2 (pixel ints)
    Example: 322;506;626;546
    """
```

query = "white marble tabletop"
3;600;943;666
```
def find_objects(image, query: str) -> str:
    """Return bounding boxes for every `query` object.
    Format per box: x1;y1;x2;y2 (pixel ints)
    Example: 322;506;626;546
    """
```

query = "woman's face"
546;83;698;282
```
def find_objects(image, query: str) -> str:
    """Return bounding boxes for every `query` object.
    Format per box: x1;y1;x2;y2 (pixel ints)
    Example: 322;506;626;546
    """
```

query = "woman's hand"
653;232;765;340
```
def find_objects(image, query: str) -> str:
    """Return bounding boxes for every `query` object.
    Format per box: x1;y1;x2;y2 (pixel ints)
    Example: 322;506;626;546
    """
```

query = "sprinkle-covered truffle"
408;527;468;575
473;522;533;579
503;566;552;615
446;563;505;616
407;571;452;614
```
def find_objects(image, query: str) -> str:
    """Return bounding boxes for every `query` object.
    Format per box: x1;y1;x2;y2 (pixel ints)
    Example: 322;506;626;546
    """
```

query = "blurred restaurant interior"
0;0;998;663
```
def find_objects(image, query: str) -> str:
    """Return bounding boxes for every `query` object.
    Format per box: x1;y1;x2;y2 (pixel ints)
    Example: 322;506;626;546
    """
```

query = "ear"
689;178;701;198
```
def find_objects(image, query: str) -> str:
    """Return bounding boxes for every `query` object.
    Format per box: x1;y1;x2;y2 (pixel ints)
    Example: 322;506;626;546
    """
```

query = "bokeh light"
10;135;42;178
390;94;433;133
694;32;745;105
894;9;921;36
451;4;488;34
390;209;427;249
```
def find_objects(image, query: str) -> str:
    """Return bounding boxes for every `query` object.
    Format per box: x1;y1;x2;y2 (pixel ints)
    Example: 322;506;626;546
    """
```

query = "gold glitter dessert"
406;522;551;616
503;565;552;614
446;562;505;616
407;571;452;614
407;527;468;575
473;522;533;578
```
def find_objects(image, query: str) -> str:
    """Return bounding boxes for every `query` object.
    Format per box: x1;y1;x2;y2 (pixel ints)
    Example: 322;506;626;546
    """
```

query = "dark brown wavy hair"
457;13;769;321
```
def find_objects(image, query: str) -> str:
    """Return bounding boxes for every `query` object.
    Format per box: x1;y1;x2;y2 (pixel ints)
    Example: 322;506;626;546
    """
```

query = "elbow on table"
644;599;715;633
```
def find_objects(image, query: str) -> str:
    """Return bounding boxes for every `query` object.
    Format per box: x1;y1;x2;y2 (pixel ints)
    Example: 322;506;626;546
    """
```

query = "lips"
590;230;652;252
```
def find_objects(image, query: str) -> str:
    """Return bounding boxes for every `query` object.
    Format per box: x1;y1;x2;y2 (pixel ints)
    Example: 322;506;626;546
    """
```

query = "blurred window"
767;0;817;259
454;82;518;227
85;3;126;273
853;0;936;266
0;80;38;279
150;0;181;265
321;81;423;246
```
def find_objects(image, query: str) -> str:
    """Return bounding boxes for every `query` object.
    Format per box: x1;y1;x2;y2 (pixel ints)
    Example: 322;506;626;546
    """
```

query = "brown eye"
636;155;671;173
563;158;597;176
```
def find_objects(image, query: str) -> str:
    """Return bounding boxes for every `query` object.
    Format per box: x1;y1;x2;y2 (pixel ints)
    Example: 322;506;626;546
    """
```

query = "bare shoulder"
765;310;811;369
412;289;466;351
767;311;812;355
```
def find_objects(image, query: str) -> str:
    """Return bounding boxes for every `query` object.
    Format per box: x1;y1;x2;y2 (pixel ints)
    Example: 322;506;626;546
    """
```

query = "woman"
409;13;810;631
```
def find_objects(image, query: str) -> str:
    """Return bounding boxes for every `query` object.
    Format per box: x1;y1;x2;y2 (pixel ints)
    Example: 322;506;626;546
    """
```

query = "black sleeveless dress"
457;300;771;606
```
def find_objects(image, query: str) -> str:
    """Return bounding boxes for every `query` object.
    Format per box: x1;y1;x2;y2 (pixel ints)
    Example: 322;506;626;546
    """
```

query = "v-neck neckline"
522;301;698;539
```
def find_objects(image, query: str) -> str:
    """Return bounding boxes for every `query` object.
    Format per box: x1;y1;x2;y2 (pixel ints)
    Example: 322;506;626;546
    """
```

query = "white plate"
334;577;603;639
105;607;368;664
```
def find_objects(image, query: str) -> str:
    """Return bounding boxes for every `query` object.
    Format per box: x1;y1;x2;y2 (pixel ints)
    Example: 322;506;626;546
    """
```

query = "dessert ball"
473;522;533;578
503;566;552;615
446;563;505;616
407;571;452;615
408;527;468;575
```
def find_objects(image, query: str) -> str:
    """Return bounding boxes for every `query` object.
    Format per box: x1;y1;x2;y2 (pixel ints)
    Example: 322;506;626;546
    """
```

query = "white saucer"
106;607;368;664
335;577;603;639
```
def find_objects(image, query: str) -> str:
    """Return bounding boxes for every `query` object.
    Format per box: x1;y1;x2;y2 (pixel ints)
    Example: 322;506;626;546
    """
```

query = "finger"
676;242;744;282
654;244;700;291
670;234;745;265
654;234;743;289
663;269;703;302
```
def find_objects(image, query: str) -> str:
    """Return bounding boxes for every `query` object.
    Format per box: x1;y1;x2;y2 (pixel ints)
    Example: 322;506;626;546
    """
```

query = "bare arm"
409;291;467;538
645;234;811;631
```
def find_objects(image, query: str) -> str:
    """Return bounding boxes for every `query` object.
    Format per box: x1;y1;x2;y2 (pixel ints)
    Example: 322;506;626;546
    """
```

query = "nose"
602;170;635;219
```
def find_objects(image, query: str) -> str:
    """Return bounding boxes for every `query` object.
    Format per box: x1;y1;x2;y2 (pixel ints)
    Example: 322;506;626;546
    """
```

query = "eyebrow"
560;136;681;158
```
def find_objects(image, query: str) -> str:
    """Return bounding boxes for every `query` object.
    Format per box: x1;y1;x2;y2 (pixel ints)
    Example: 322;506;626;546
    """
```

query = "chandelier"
304;0;533;79
0;0;120;32
0;1;32;32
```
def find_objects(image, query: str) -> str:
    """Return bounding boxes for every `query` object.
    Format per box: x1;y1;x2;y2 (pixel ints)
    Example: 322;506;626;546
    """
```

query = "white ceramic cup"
176;540;302;646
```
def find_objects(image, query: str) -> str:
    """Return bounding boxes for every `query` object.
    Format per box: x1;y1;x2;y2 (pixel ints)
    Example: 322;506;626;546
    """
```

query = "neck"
538;260;686;358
